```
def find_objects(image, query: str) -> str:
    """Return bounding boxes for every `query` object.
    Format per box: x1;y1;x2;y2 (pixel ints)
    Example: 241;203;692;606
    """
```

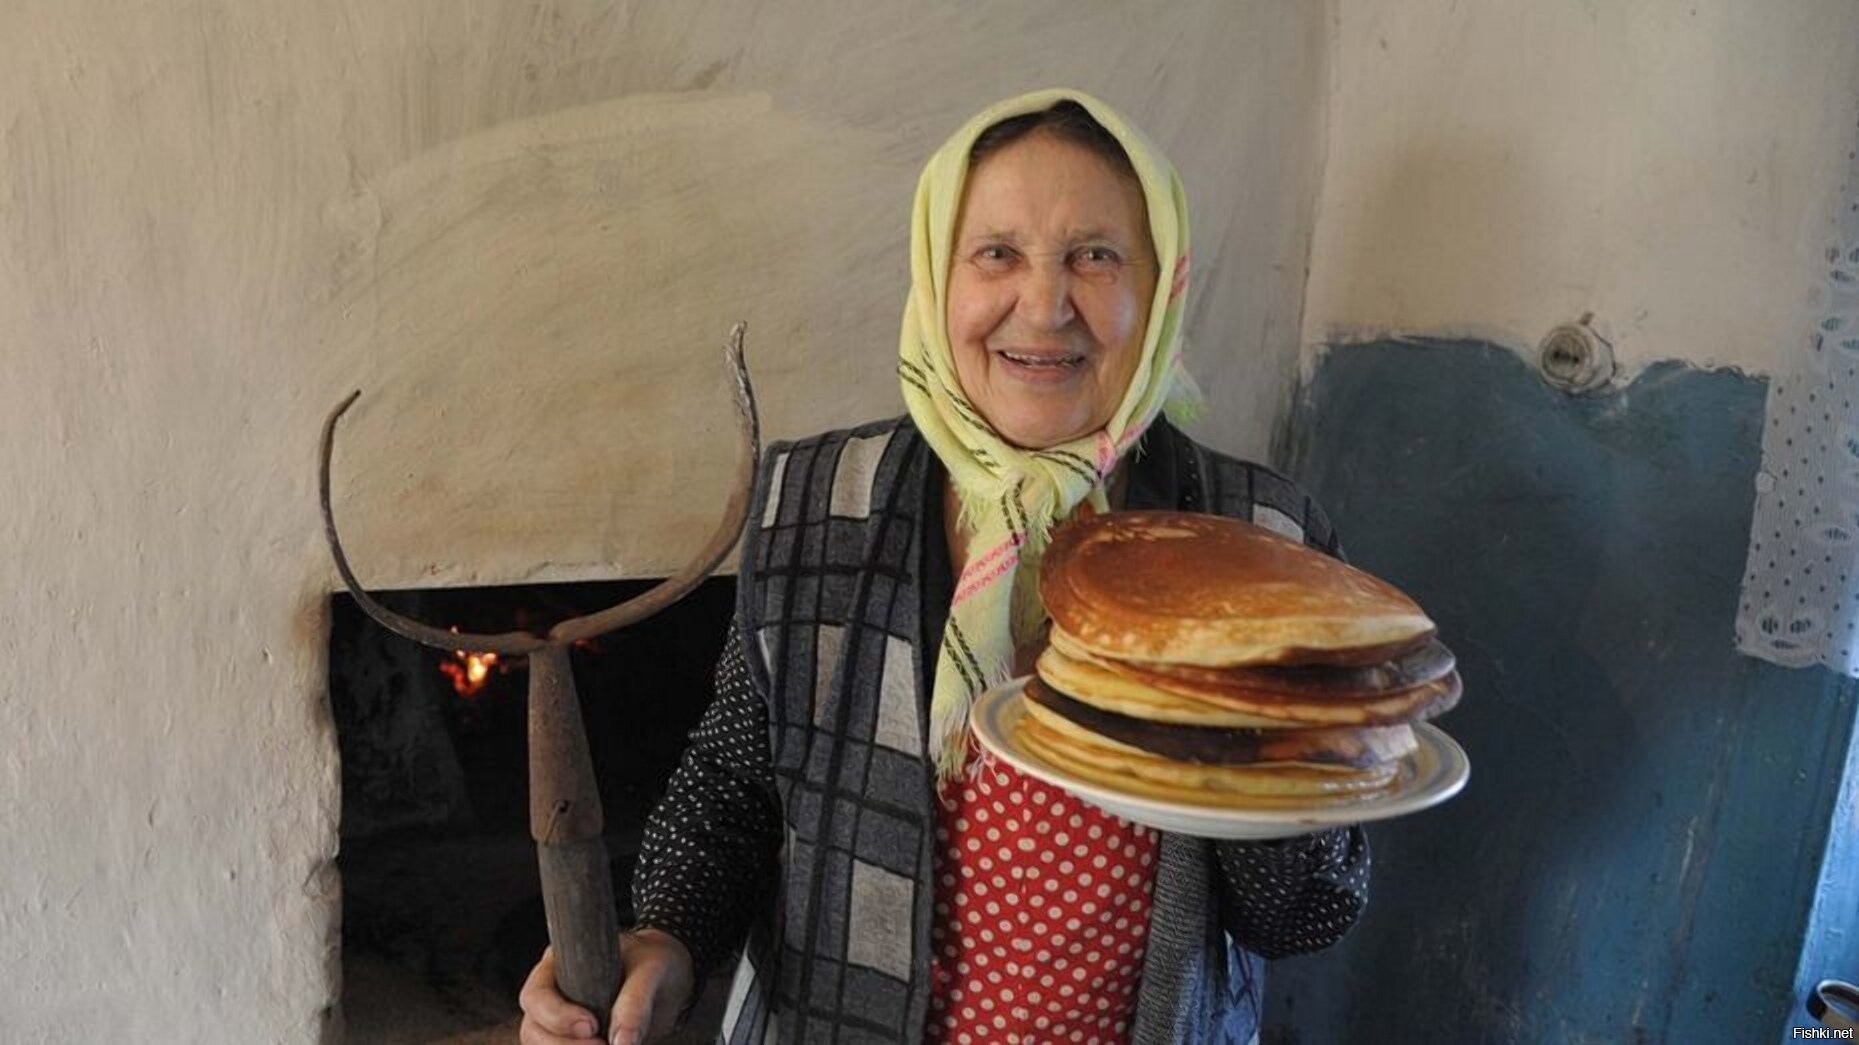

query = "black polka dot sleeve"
630;623;783;981
1212;827;1370;959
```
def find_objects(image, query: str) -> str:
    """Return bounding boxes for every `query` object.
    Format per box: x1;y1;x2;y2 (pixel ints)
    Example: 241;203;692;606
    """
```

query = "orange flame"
440;627;504;698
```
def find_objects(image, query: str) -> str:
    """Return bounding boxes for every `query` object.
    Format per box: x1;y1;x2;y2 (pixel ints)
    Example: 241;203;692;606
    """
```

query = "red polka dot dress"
925;746;1160;1044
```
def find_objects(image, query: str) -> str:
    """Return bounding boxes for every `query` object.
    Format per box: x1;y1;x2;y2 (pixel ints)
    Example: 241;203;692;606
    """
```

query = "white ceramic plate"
968;677;1470;839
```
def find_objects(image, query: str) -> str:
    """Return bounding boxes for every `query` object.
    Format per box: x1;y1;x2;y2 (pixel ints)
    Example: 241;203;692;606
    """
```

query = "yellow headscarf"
899;87;1201;783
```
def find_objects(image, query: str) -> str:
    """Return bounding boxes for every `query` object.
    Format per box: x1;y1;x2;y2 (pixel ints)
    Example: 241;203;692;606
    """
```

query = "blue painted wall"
1263;339;1858;1044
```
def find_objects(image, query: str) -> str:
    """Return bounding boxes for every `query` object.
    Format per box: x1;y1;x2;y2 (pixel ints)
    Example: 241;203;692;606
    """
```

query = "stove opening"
329;577;736;1043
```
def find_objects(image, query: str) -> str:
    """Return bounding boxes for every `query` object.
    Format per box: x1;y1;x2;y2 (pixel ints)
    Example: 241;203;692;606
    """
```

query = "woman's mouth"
997;350;1087;371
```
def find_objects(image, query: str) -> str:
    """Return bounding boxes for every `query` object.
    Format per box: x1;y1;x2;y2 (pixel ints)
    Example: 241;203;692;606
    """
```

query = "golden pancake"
1037;645;1288;726
1042;511;1436;666
1037;643;1462;727
1015;710;1400;808
1049;626;1456;697
1023;677;1418;769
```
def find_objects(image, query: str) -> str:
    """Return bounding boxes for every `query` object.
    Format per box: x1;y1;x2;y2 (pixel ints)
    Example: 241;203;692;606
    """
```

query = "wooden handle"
528;646;621;1030
540;836;623;1029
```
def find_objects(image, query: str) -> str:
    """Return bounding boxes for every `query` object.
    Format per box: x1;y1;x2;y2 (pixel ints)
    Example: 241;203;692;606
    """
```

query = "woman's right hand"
518;929;696;1045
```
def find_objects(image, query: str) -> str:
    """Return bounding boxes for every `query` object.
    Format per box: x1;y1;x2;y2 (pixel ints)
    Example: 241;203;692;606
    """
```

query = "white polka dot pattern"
1213;827;1369;960
926;750;1157;1045
632;625;783;980
1737;215;1859;676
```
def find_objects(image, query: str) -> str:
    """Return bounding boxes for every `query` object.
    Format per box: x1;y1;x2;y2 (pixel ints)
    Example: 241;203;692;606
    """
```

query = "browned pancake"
1041;511;1436;666
1024;676;1417;769
1049;626;1457;698
1015;711;1401;807
1037;644;1463;727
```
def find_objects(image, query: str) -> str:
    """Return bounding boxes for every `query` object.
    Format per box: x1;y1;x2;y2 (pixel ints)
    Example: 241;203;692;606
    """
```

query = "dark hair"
967;100;1139;182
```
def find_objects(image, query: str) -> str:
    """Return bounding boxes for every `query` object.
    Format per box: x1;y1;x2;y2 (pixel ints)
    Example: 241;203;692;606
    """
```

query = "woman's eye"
1072;246;1123;271
976;245;1016;264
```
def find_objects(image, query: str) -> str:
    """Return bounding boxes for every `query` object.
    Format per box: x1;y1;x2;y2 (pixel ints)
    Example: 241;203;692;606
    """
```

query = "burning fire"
434;625;597;699
440;649;501;697
440;627;506;698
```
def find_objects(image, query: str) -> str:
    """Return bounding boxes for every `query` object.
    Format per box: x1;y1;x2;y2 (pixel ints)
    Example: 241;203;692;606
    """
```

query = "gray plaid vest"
718;416;1336;1044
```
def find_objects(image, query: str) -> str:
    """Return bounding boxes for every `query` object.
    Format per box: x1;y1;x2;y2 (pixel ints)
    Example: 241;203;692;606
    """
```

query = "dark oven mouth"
328;576;733;1041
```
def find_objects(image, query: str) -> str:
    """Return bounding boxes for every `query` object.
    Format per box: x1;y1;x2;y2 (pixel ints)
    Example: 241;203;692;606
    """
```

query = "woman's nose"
1016;260;1077;330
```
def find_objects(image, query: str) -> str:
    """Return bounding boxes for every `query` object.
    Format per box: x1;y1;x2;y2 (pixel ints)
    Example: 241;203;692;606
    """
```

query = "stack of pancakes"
1018;510;1461;808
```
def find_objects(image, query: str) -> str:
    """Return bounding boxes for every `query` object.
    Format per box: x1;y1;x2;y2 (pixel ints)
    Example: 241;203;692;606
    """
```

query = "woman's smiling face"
946;131;1158;451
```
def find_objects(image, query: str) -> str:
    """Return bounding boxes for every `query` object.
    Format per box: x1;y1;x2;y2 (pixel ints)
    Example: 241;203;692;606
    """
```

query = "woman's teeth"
1001;352;1083;368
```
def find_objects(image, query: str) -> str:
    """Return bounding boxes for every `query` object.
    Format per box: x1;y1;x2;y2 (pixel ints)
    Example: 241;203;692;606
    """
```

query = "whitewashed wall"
0;2;1329;1039
1302;0;1859;378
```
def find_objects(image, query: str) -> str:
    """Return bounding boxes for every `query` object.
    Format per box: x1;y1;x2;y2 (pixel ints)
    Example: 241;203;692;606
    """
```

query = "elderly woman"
520;88;1368;1045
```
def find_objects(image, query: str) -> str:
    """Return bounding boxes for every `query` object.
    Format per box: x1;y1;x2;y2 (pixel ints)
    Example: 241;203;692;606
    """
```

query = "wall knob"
1537;312;1615;395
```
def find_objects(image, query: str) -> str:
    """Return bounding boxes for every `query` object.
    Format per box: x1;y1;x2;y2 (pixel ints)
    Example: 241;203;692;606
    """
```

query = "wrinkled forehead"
954;132;1154;247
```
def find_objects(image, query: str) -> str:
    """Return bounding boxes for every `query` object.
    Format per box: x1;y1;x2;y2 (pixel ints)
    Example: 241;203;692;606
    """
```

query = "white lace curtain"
1736;154;1859;676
